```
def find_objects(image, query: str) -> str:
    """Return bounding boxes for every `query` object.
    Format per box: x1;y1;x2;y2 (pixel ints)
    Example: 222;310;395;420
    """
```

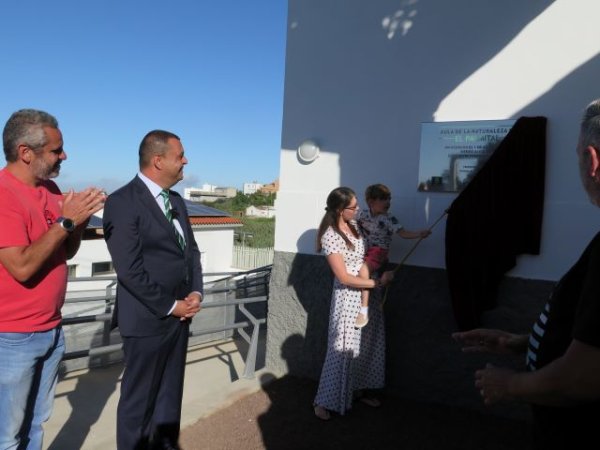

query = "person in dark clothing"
103;130;203;450
452;99;600;450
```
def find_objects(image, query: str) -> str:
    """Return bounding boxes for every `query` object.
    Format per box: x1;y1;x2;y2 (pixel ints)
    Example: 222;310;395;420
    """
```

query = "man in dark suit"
103;130;203;450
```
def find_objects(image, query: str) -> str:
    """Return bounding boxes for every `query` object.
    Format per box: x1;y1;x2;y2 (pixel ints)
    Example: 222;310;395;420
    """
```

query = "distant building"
184;185;237;203
68;201;243;287
243;182;263;195
245;205;276;218
259;179;279;195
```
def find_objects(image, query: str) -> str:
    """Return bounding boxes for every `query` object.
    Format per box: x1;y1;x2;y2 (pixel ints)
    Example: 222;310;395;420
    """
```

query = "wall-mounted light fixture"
297;139;320;163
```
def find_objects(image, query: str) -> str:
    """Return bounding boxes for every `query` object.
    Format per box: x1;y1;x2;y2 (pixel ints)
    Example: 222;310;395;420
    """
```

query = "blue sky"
0;1;287;193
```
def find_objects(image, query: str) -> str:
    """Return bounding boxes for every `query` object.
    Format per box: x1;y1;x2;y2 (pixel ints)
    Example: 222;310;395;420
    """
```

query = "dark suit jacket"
102;175;203;337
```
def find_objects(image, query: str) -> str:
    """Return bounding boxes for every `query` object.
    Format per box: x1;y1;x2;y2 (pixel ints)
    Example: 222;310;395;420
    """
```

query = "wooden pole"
381;209;448;306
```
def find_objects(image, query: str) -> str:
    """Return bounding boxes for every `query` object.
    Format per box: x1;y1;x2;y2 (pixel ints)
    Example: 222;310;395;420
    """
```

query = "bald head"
138;130;181;169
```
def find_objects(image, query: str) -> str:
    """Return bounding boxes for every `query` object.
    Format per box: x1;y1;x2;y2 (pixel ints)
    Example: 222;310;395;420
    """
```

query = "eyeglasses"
344;205;360;211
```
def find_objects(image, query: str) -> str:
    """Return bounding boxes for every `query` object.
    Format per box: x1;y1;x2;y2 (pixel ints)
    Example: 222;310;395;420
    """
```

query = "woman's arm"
326;253;378;289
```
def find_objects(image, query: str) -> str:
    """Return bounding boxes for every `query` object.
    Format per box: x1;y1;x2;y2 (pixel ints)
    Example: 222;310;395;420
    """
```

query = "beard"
31;157;61;180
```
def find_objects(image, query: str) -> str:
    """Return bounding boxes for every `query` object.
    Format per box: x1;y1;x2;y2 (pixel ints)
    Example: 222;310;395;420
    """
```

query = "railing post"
224;275;235;340
238;303;260;379
100;280;116;366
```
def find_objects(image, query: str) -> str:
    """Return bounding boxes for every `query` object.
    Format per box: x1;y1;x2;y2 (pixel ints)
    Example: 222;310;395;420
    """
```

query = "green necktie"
160;190;186;250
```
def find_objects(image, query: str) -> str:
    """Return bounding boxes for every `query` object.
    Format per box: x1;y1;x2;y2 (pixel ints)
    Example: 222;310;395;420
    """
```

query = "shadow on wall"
517;53;600;205
283;0;557;192
520;53;600;121
286;231;332;379
272;0;600;425
295;227;317;253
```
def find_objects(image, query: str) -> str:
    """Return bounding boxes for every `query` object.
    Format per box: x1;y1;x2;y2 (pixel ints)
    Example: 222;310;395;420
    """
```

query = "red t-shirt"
0;169;67;332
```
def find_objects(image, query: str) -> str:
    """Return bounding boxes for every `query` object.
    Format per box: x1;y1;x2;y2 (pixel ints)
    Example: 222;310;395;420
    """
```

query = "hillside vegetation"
204;192;275;248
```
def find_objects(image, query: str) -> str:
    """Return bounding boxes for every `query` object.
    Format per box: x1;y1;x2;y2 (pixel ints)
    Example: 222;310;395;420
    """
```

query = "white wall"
69;227;237;286
246;205;276;218
68;239;113;278
276;0;600;281
192;228;237;273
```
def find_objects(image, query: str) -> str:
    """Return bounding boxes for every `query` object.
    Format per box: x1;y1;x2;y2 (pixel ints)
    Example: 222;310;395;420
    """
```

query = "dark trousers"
117;323;189;450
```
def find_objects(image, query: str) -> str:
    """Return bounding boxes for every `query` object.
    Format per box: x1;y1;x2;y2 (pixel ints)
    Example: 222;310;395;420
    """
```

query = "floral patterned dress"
314;226;386;414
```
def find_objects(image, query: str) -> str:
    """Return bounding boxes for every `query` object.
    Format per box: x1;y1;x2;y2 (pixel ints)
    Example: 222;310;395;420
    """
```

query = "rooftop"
83;199;242;238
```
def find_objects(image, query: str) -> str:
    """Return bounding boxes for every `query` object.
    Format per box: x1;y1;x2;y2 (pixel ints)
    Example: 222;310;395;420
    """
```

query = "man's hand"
452;328;528;356
475;363;516;405
183;292;202;319
60;187;107;226
380;270;395;286
172;292;202;321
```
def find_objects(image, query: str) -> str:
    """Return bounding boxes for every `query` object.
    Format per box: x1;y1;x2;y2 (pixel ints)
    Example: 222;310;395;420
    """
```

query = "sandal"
313;404;331;421
354;390;382;408
358;396;381;408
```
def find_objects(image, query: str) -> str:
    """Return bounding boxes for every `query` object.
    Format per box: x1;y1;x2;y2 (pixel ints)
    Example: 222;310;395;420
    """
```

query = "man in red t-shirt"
0;109;106;450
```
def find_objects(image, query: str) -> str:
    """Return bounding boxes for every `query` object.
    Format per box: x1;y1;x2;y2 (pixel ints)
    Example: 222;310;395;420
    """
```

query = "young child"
355;184;431;327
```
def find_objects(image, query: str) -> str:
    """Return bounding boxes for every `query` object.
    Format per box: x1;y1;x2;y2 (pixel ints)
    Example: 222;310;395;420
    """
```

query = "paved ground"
44;338;271;450
45;335;532;449
180;375;532;450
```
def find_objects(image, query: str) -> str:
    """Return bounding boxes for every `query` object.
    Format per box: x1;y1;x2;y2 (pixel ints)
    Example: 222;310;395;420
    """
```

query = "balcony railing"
61;265;271;379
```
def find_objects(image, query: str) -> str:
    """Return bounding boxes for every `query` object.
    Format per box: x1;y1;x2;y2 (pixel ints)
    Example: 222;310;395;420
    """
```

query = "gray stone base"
266;251;332;380
267;250;554;419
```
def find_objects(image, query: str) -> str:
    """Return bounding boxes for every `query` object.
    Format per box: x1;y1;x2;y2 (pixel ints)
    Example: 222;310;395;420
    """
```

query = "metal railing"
61;265;271;379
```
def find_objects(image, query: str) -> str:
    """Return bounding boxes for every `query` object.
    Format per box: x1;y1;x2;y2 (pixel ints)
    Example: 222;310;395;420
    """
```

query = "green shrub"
201;193;276;248
235;217;274;248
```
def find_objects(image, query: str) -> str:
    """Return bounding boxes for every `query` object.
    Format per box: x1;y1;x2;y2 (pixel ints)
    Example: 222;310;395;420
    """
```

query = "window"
92;261;114;276
67;264;77;278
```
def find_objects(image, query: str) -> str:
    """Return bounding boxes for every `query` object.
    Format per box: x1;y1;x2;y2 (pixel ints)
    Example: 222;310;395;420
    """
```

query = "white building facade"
266;0;600;411
275;0;600;281
184;185;237;203
245;205;276;218
243;182;263;195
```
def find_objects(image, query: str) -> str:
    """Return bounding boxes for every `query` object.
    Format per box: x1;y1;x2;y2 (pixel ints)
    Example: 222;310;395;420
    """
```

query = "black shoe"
150;437;181;450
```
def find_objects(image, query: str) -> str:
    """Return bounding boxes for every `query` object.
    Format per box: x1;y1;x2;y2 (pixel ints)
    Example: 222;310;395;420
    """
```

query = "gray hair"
580;99;600;150
138;129;180;169
578;99;600;205
2;109;59;162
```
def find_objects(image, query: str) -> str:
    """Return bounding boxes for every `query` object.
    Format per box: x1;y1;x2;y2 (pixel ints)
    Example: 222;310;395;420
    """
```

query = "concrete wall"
267;252;553;417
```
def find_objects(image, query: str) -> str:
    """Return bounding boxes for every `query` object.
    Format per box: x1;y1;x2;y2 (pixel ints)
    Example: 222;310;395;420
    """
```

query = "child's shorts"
364;246;389;273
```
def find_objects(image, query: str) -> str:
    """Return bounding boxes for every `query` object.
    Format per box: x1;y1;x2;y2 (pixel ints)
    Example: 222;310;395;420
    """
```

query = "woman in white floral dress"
313;187;393;420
